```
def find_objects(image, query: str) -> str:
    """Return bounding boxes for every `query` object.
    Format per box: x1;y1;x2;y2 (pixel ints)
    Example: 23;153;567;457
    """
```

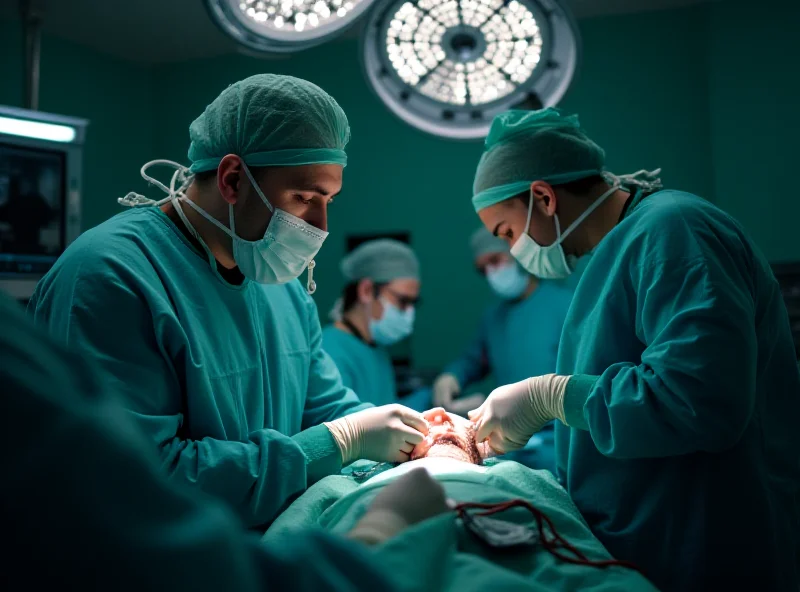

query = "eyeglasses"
383;288;421;311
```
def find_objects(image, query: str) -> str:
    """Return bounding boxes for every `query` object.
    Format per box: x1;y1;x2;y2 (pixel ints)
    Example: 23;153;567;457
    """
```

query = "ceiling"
0;0;715;64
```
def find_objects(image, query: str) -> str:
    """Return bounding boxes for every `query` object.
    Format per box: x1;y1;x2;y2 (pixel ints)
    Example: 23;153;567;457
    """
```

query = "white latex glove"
325;404;429;465
468;374;571;455
446;393;486;416
347;468;449;545
432;373;461;408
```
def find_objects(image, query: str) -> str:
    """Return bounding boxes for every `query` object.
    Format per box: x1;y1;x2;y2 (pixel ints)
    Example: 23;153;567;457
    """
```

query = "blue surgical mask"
486;263;529;299
370;299;415;346
510;183;618;279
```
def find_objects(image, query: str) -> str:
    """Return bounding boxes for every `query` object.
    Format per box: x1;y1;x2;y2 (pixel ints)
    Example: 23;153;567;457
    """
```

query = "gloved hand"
468;374;571;455
347;468;450;545
446;393;486;416
325;404;429;465
432;373;461;408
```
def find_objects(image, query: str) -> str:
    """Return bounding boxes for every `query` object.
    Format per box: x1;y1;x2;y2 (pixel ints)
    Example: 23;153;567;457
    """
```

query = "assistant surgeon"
323;239;420;406
432;226;573;470
467;108;800;591
29;74;429;529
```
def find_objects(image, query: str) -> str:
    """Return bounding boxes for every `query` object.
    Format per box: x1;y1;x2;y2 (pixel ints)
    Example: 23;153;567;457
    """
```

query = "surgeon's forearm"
561;374;599;430
158;428;338;528
572;359;755;458
444;357;488;390
291;423;344;482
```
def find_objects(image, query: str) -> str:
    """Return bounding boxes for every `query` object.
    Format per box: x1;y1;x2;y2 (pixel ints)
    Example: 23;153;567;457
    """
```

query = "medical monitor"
0;106;88;302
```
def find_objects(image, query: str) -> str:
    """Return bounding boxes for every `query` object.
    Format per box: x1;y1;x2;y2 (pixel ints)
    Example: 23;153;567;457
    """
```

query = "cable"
453;499;644;574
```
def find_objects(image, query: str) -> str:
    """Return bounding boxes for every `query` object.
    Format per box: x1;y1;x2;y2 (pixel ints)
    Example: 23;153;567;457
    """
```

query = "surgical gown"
446;280;573;472
322;325;397;406
445;279;573;386
2;293;397;592
29;206;372;528
556;189;800;591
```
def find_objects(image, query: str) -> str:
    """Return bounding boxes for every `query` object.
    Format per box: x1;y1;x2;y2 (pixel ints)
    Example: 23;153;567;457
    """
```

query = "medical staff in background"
323;239;420;406
466;108;800;591
28;74;429;530
431;226;573;472
3;291;452;592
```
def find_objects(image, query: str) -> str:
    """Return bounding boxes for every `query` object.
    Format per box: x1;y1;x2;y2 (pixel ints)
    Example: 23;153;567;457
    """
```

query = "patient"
266;408;658;592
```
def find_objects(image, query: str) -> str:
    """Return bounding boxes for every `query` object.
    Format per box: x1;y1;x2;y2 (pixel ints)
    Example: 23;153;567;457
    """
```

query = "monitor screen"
0;142;66;274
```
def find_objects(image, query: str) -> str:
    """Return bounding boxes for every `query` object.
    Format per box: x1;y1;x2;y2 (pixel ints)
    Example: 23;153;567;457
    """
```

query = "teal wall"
0;20;156;229
2;1;798;371
707;0;800;263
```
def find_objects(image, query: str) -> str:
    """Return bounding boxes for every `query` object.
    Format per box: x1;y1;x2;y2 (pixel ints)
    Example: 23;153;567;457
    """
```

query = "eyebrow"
492;222;503;237
308;184;341;199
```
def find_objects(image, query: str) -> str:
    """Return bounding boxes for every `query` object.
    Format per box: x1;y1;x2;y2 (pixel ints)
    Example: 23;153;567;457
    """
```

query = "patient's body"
265;408;658;591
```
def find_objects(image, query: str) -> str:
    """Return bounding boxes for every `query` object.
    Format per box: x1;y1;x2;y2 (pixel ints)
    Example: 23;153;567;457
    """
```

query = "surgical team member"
3;291;450;591
323;239;420;406
467;108;800;591
28;74;429;529
432;227;573;471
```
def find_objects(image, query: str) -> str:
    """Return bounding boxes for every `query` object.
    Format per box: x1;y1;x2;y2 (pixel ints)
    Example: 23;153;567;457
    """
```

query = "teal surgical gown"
445;279;573;387
446;280;573;472
322;325;397;406
556;189;800;591
2;293;397;592
29;206;372;528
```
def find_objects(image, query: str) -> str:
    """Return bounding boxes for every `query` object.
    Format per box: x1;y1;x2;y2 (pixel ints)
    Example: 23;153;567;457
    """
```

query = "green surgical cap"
472;108;606;212
188;74;350;174
341;239;420;283
470;226;509;260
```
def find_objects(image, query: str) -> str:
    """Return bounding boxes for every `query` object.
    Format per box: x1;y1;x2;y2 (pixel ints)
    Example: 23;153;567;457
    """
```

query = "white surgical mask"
370;299;415;346
118;160;327;293
486;262;529;299
510;183;618;279
508;170;664;279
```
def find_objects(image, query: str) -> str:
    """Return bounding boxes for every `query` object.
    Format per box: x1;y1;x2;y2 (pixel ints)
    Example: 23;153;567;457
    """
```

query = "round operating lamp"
362;0;580;139
205;0;377;53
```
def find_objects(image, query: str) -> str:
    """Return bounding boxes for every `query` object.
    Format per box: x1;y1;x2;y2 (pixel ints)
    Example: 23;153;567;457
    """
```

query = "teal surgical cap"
341;239;420;284
188;74;350;174
470;226;509;260
472;108;606;212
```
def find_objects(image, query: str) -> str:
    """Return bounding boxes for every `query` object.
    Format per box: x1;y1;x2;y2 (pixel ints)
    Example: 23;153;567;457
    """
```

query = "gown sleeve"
29;258;350;528
563;228;758;458
4;294;398;592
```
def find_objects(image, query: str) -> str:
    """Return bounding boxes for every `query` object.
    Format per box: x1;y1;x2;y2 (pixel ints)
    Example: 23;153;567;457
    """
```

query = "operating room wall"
148;5;715;374
0;19;157;230
707;0;800;263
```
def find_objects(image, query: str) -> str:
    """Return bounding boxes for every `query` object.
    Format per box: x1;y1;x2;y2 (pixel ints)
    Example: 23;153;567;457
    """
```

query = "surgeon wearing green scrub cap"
322;239;421;407
29;74;430;530
467;108;800;591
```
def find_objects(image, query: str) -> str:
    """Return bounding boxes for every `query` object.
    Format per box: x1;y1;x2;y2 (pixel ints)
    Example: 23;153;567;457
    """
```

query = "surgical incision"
411;408;483;465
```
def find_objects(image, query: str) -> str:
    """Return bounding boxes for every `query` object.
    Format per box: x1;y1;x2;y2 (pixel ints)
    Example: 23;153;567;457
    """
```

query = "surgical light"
0;115;76;143
362;0;580;139
205;0;377;53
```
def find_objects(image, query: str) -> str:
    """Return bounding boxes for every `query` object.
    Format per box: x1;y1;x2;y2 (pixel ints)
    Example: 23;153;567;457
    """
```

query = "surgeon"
432;227;573;471
466;108;800;591
2;290;455;591
28;74;429;529
323;239;420;406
